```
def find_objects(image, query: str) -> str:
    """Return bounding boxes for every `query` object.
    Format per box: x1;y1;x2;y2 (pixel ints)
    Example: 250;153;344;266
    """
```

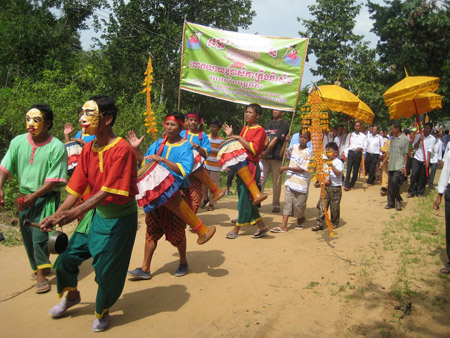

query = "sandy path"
1;178;448;337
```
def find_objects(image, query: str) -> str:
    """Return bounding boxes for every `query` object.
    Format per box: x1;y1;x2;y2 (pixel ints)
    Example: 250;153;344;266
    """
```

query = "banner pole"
178;17;188;111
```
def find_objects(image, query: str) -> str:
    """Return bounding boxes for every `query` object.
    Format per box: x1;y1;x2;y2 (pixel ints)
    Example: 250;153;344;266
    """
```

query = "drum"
217;138;248;171
192;148;204;173
217;138;267;206
136;160;181;213
64;141;83;175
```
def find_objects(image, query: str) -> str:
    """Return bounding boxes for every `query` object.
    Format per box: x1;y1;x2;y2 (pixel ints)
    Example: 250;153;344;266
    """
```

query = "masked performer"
41;96;138;332
223;103;269;239
0;104;67;294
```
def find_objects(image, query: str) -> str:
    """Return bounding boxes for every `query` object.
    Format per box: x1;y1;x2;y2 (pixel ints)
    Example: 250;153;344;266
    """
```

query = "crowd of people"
0;99;449;332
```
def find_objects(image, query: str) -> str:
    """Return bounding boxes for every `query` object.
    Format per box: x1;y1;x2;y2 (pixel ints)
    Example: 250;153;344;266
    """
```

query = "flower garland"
303;89;334;237
142;56;158;140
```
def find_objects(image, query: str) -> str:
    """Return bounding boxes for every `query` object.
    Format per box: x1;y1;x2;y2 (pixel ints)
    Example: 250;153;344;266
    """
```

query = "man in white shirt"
433;142;450;275
365;125;384;186
334;125;347;159
342;121;367;191
408;123;435;197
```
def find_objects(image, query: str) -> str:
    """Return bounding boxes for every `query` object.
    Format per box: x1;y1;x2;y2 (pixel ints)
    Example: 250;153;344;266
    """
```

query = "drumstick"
277;109;297;186
23;219;40;228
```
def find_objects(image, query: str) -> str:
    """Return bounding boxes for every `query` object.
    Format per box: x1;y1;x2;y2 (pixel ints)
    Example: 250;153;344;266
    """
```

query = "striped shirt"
205;134;224;171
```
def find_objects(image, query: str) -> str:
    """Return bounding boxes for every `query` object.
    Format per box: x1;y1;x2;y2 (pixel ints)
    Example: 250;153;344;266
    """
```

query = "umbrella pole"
413;99;429;178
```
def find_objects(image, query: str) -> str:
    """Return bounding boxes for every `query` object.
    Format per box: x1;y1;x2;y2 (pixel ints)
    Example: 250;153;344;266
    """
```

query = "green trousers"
18;192;60;271
56;210;137;318
236;164;262;226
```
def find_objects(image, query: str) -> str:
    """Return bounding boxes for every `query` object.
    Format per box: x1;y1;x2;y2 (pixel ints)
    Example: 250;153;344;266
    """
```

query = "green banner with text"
180;22;308;112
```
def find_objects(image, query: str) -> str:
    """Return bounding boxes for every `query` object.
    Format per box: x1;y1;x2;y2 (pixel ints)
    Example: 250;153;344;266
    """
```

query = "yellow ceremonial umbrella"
357;99;375;125
316;84;359;115
383;75;440;106
316;84;374;124
388;92;442;120
383;72;441;176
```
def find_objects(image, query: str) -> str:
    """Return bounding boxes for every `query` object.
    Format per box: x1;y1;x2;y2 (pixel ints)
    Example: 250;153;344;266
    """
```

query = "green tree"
299;0;387;127
97;0;255;118
0;0;106;87
299;0;363;83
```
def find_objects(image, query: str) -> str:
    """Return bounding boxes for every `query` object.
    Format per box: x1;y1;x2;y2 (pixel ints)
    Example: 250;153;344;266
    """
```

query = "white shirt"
431;139;443;164
437;142;450;194
325;158;344;186
366;133;385;155
413;134;436;162
334;134;347;157
343;132;367;156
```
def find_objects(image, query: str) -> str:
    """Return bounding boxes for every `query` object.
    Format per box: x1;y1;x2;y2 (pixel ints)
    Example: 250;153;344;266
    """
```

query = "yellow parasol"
388;92;442;120
316;84;374;124
357;99;375;125
383;75;440;106
383;73;441;177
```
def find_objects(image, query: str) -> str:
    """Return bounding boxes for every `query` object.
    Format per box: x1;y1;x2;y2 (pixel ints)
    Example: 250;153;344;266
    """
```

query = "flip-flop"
440;267;450;274
270;227;286;233
226;232;239;239
252;228;268;238
36;280;51;294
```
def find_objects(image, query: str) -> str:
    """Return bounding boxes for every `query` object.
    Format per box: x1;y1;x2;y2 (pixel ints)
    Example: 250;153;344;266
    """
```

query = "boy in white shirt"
312;142;344;231
270;132;311;232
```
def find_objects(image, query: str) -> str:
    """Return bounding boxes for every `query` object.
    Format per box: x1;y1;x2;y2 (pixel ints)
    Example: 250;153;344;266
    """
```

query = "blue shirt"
180;130;211;158
145;138;194;189
74;130;96;144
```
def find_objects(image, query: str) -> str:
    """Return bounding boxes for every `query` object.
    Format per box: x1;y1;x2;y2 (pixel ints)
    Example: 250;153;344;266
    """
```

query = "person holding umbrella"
407;122;435;197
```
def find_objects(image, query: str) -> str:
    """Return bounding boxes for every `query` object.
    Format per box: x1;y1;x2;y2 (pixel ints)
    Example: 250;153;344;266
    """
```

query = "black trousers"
365;153;380;185
445;188;450;265
387;170;403;207
345;150;362;189
408;158;427;196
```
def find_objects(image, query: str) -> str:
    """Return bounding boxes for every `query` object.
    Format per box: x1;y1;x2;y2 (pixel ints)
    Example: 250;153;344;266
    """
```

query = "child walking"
271;132;311;233
312;142;344;231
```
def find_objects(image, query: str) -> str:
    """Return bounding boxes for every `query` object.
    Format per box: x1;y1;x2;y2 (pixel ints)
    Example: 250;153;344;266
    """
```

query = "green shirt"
388;134;409;171
1;133;68;193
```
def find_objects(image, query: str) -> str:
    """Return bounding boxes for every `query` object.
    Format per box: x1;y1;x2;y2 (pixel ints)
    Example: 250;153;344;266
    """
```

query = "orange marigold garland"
303;89;334;237
142;56;158;139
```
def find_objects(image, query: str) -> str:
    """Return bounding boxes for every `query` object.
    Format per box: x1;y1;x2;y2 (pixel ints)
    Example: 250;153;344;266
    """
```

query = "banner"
180;22;308;112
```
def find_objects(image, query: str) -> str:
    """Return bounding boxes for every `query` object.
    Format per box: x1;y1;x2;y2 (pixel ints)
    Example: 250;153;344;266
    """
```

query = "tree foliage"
299;0;389;129
98;0;255;112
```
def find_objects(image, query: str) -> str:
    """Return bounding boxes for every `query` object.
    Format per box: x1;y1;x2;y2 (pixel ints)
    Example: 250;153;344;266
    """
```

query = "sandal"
270;226;286;233
311;225;323;232
252;228;268;238
440;267;450;274
207;205;214;211
226;232;239;239
36;280;51;294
